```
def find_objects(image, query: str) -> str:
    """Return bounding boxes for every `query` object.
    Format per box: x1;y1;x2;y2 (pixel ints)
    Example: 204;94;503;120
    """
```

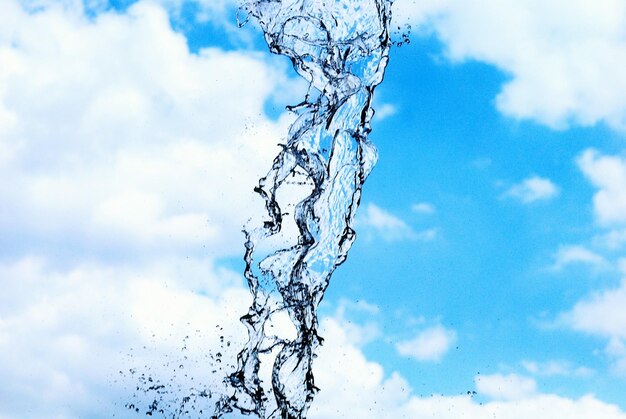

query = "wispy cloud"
374;103;398;121
358;204;438;243
593;229;626;251
412;202;436;215
358;204;411;242
522;359;595;378
551;245;607;271
358;203;413;241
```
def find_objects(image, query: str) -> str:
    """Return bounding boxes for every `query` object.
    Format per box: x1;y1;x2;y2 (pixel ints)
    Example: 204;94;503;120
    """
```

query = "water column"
217;1;393;417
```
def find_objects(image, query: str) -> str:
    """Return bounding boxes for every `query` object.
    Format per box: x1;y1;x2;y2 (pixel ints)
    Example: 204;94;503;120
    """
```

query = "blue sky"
1;0;626;417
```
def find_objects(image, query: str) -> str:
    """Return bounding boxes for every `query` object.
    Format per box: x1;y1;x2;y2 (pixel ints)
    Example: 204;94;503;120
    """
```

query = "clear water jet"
216;1;395;417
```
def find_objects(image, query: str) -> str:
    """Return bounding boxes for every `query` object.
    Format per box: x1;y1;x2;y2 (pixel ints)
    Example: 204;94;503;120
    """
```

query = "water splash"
121;328;235;418
217;1;394;417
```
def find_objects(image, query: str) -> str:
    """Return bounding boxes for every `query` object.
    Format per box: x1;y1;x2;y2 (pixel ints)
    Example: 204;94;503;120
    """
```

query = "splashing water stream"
215;1;394;417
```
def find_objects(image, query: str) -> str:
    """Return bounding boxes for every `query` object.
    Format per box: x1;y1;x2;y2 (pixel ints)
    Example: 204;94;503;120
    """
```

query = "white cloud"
394;0;626;132
0;1;300;416
561;278;626;374
564;279;626;340
1;254;625;418
310;317;626;419
475;373;537;401
504;175;559;203
606;337;626;375
395;325;457;362
594;229;626;251
374;103;398;121
357;203;437;242
0;256;250;418
554;150;626;376
522;359;595;378
415;227;439;241
412;202;436;214
0;0;301;261
332;298;382;347
578;149;626;226
552;245;607;271
357;203;416;242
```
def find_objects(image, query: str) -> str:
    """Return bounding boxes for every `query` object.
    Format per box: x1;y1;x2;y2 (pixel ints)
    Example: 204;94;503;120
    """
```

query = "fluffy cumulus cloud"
395;324;457;362
0;0;300;261
0;0;292;416
572;282;626;339
0;256;250;418
311;319;626;418
331;298;382;347
557;149;626;374
504;175;559;203
394;0;626;132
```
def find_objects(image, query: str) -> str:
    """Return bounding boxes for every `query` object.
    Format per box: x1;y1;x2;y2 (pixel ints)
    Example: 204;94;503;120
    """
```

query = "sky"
1;0;626;417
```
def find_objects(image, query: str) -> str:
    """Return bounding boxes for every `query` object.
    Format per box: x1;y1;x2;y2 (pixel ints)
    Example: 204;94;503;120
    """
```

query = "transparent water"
216;1;394;417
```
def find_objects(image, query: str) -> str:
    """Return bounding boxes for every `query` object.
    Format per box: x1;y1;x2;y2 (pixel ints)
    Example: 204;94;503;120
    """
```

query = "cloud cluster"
311;319;626;418
0;0;291;416
564;279;626;375
395;0;626;132
0;0;299;261
556;149;626;375
0;256;250;418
